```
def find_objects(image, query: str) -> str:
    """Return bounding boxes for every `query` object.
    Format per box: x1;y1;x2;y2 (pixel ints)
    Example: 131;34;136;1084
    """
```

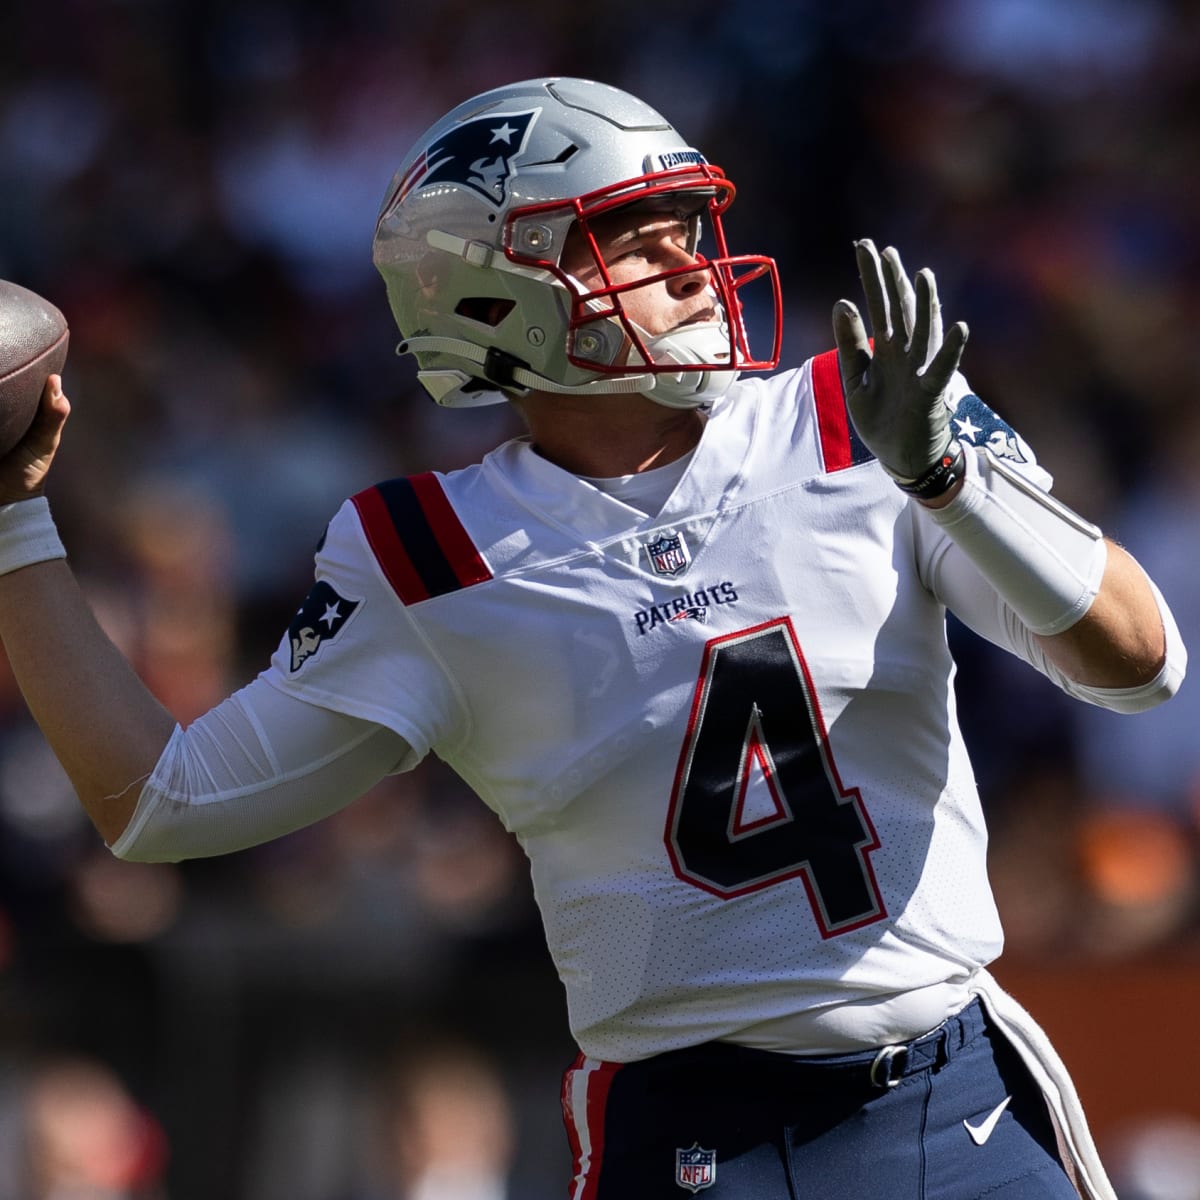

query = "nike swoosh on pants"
963;1096;1012;1146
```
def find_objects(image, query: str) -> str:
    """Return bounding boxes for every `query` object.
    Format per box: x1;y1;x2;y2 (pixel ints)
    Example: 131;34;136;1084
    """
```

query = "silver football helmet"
373;77;781;409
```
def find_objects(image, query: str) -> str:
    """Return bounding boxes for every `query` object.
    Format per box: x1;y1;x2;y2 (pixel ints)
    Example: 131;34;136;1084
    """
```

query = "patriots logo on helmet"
950;393;1029;464
395;109;539;208
287;580;361;672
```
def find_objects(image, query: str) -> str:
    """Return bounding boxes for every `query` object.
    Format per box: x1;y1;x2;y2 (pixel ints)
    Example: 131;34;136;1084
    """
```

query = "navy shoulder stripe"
351;473;491;603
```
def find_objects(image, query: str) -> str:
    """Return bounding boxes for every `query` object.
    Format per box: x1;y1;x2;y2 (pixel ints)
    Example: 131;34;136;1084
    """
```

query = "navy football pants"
561;998;1078;1199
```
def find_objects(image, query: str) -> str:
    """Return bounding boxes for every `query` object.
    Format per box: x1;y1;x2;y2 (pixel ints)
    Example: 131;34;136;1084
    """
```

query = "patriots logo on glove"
287;581;361;672
395;109;539;208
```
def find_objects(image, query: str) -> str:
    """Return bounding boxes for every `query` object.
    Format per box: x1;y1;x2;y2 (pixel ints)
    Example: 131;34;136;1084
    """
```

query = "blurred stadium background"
1;0;1198;1196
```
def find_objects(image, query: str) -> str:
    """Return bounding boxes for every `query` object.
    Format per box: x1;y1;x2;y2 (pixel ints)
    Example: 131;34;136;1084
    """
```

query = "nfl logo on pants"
675;1143;716;1192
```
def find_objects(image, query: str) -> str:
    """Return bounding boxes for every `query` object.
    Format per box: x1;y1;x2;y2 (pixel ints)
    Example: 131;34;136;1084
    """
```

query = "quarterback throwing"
0;78;1184;1199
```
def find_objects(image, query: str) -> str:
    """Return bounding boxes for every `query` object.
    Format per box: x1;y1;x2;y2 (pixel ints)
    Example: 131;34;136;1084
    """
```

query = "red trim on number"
783;618;886;935
351;487;430;604
664;618;785;892
811;348;852;472
664;617;887;933
409;472;493;588
730;733;790;837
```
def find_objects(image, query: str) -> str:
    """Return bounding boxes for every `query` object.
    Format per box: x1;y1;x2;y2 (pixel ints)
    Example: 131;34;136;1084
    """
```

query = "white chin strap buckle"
635;319;738;409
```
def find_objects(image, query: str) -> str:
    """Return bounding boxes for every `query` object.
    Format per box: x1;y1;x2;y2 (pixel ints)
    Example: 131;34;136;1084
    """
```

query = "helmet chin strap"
628;318;740;409
397;331;739;408
397;335;652;396
643;370;736;409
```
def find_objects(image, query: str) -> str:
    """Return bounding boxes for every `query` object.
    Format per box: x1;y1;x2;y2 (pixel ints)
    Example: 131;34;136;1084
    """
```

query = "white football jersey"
266;350;1051;1062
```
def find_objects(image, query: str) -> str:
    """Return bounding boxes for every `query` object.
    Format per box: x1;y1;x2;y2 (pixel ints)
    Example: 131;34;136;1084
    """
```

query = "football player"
0;78;1185;1198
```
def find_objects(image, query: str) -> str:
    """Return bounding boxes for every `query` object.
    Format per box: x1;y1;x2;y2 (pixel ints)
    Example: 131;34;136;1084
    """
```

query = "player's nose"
663;247;708;299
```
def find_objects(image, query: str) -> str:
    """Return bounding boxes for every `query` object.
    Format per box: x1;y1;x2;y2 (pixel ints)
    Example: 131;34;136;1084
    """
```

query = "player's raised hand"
832;239;967;486
0;375;70;504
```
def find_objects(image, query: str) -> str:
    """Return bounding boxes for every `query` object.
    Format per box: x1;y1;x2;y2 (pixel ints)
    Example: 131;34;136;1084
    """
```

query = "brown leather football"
0;280;69;456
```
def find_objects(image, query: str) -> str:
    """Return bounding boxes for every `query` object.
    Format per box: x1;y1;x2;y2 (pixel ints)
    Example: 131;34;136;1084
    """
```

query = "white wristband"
0;497;67;576
925;446;1106;636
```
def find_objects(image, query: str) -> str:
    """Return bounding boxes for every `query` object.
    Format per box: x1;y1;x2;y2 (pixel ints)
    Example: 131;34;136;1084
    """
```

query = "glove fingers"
923;268;944;360
854;239;891;340
912;271;931;367
912;268;948;374
881;246;915;341
832;299;872;392
923;320;969;393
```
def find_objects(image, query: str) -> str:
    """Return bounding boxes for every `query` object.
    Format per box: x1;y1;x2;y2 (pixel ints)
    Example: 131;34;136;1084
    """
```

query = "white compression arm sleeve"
924;445;1107;637
110;676;418;863
927;530;1186;714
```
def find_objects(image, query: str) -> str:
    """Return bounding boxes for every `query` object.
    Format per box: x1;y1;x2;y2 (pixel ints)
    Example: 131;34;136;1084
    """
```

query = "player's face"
560;209;718;337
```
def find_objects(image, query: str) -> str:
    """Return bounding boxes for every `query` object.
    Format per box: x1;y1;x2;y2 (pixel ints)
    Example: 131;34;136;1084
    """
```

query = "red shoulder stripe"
351;474;491;605
408;472;493;589
351;484;430;604
812;348;851;471
811;348;874;473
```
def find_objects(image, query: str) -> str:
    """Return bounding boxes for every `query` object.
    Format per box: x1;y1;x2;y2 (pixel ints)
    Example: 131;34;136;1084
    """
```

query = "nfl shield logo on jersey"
645;531;691;577
675;1143;716;1192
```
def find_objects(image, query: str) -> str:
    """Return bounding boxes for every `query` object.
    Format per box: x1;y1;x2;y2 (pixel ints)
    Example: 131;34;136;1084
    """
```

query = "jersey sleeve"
111;677;415;863
263;496;467;760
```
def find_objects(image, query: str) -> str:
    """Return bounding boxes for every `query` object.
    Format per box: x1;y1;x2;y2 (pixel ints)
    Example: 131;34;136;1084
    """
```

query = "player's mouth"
674;306;719;330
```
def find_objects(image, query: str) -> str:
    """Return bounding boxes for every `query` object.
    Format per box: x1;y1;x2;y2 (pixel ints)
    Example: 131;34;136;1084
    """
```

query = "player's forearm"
0;558;176;844
928;488;1166;685
1032;541;1167;688
920;445;1184;701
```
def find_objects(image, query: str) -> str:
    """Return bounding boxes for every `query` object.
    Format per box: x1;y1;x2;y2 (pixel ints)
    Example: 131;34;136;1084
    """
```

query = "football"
0;280;69;457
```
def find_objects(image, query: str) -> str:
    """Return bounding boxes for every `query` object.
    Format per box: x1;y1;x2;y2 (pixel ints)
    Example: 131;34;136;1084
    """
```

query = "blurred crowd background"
1;0;1199;1196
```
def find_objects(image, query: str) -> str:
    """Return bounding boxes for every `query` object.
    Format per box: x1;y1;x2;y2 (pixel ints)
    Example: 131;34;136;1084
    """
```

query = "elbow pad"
924;446;1106;636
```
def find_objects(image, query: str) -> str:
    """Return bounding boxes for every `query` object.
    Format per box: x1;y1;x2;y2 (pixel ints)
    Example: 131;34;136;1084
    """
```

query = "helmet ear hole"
454;297;516;327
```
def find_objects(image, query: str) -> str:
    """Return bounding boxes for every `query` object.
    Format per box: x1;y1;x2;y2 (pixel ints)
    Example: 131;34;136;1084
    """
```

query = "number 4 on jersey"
665;618;887;936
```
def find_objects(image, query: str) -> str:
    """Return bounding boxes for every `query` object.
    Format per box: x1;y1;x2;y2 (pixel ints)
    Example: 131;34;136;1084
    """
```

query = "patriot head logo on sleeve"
950;392;1030;465
288;580;361;672
395;109;539;208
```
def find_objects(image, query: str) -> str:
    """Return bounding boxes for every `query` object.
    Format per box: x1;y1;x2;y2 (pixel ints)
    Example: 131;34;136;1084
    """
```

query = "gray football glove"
832;239;968;487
